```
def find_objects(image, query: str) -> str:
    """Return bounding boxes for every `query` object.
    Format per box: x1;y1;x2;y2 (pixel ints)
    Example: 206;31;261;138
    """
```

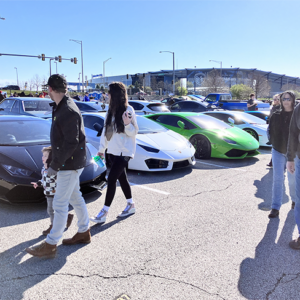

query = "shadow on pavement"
238;211;297;299
255;168;290;210
0;189;103;228
0;235;90;300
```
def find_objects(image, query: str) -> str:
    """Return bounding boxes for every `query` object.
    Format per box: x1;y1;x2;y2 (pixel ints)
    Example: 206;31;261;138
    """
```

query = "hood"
137;130;188;151
250;124;268;131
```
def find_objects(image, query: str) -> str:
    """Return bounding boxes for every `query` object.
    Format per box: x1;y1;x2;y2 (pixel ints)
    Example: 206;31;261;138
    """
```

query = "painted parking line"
129;182;170;195
196;161;246;172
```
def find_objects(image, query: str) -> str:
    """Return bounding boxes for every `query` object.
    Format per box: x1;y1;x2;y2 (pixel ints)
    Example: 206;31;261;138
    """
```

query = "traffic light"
126;74;129;79
74;57;77;64
41;54;45;61
58;55;62;63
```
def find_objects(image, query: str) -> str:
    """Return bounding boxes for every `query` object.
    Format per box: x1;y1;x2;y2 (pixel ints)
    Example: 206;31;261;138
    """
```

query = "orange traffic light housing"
74;57;77;64
58;55;62;62
41;54;45;61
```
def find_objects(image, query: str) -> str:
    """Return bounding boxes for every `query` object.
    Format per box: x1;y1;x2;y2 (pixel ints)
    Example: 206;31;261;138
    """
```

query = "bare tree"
32;74;41;92
28;79;35;91
151;77;158;90
201;70;228;93
281;83;300;93
248;73;271;98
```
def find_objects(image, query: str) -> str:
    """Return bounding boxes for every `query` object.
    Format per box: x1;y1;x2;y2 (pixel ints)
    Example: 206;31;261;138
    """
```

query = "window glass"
83;115;104;131
147;103;169;112
187;115;232;130
38;101;53;111
0;120;51;145
76;102;97;111
156;115;195;129
0;100;15;110
205;113;233;123
129;102;144;110
11;101;20;113
23;100;52;112
136;116;167;134
205;95;217;102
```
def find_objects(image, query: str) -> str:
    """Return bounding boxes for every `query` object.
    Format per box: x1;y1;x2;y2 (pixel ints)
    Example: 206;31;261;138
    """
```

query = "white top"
99;105;139;158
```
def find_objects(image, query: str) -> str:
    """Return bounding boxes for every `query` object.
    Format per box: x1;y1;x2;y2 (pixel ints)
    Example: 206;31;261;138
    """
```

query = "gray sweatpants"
46;196;55;224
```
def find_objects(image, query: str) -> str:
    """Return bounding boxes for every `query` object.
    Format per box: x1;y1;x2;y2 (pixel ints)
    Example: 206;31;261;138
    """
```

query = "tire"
243;128;259;141
189;135;211;159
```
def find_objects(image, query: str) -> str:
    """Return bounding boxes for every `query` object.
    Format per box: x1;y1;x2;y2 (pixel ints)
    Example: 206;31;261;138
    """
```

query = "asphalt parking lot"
1;147;300;300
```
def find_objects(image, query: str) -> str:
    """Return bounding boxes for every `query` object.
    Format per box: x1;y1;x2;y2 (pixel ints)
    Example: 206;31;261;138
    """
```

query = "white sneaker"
118;203;136;218
90;209;108;224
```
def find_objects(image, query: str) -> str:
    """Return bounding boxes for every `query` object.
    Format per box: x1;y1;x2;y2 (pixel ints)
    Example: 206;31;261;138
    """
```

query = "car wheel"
189;135;211;159
243;128;259;141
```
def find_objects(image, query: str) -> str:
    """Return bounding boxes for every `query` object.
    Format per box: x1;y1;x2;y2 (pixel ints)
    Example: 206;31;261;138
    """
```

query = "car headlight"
138;144;160;153
223;138;237;145
187;141;193;148
2;164;33;177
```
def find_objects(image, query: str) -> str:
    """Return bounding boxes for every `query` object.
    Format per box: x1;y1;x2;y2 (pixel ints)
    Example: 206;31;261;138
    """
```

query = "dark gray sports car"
0;115;106;204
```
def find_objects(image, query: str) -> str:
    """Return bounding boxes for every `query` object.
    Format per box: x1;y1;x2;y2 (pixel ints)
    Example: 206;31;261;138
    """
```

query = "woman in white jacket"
90;82;138;224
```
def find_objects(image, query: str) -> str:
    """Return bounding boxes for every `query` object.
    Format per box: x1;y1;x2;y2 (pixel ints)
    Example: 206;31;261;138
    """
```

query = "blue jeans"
294;156;300;234
271;149;296;210
46;168;89;245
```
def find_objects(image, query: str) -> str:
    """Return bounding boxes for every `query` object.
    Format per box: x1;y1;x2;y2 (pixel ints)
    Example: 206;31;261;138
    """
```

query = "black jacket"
50;95;86;171
269;110;293;155
287;104;300;161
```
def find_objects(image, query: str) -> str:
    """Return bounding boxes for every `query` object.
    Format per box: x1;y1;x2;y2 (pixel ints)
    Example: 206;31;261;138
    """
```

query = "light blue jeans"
271;149;296;210
294;156;300;234
46;168;89;245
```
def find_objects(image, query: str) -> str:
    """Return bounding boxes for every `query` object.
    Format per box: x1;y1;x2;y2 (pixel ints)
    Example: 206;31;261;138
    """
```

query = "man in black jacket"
26;74;91;258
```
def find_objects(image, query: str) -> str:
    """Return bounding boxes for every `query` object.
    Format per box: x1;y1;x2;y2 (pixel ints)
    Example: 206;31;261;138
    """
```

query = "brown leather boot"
42;224;53;236
26;242;57;258
62;229;91;245
66;214;74;228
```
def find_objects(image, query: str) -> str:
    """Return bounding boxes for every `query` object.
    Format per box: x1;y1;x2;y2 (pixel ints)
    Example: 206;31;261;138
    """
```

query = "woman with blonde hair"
90;82;138;224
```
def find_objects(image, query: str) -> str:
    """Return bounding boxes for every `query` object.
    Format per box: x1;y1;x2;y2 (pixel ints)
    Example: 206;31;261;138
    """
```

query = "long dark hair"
105;82;128;133
280;91;296;112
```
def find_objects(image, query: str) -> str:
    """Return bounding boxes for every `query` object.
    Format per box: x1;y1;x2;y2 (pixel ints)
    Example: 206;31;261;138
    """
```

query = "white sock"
103;205;110;211
127;198;133;204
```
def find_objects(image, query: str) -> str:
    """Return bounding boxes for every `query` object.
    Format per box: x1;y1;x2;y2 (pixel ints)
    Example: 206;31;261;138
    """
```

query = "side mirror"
228;117;235;125
93;123;103;137
177;120;185;129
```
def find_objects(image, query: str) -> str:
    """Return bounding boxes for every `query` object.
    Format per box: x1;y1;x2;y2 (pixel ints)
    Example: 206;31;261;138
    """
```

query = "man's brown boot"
26;242;57;258
42;224;53;236
66;214;74;228
62;229;91;245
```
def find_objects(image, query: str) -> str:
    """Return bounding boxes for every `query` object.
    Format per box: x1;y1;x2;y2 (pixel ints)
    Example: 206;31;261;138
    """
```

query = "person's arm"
99;114;108;154
287;105;300;162
124;108;139;137
50;111;81;171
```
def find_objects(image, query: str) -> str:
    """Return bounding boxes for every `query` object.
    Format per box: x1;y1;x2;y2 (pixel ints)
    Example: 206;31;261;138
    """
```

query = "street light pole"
209;60;222;77
160;51;175;95
54;62;58;73
70;39;84;93
14;67;19;87
103;58;112;89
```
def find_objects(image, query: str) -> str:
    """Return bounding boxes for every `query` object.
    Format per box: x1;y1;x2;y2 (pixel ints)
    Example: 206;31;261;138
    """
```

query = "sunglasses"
283;97;291;101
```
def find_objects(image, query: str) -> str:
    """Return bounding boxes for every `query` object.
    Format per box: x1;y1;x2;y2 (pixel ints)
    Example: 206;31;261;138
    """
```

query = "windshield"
187;115;232;130
0;120;51;145
23;100;53;112
237;113;266;124
137;116;167;134
147;103;169;112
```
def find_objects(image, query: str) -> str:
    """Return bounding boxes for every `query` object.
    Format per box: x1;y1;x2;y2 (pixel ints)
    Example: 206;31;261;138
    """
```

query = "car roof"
82;112;146;119
147;112;204;117
0;114;47;121
7;97;53;101
129;100;163;105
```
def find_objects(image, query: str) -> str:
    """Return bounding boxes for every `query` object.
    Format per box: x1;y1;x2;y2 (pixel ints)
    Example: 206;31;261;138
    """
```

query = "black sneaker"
268;209;279;218
292;202;295;209
289;237;300;250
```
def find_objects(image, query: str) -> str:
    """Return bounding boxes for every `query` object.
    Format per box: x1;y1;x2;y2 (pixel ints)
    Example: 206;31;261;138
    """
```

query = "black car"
1;85;20;90
245;111;269;122
169;100;220;112
0;97;53;118
161;98;182;107
0;115;106;204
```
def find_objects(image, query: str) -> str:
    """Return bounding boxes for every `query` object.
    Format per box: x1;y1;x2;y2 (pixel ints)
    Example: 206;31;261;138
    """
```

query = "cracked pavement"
1;149;300;299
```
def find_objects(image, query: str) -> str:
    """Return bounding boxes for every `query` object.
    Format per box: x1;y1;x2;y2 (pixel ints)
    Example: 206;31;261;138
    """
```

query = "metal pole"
14;67;19;87
103;61;105;89
55;62;58;73
173;52;175;95
49;59;52;76
81;42;84;93
220;62;222;77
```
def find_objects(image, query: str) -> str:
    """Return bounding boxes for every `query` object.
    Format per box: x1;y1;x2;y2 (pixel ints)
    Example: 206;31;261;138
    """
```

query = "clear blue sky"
0;0;299;87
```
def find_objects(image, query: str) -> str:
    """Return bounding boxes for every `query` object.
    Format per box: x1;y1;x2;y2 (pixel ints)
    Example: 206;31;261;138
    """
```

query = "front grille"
6;185;45;203
248;150;256;156
225;149;248;158
173;160;189;169
145;159;169;169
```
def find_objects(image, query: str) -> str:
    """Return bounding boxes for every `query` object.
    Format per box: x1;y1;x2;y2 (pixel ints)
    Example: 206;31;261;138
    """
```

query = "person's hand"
97;152;104;157
31;182;38;189
122;111;132;125
287;161;295;174
47;167;58;177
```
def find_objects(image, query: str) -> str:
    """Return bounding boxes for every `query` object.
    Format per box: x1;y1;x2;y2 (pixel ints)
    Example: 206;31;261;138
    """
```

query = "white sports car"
128;100;170;115
203;111;270;147
82;112;196;171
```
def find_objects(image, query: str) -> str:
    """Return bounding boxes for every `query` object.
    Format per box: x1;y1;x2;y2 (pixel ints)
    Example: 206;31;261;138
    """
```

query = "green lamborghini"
145;112;260;159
